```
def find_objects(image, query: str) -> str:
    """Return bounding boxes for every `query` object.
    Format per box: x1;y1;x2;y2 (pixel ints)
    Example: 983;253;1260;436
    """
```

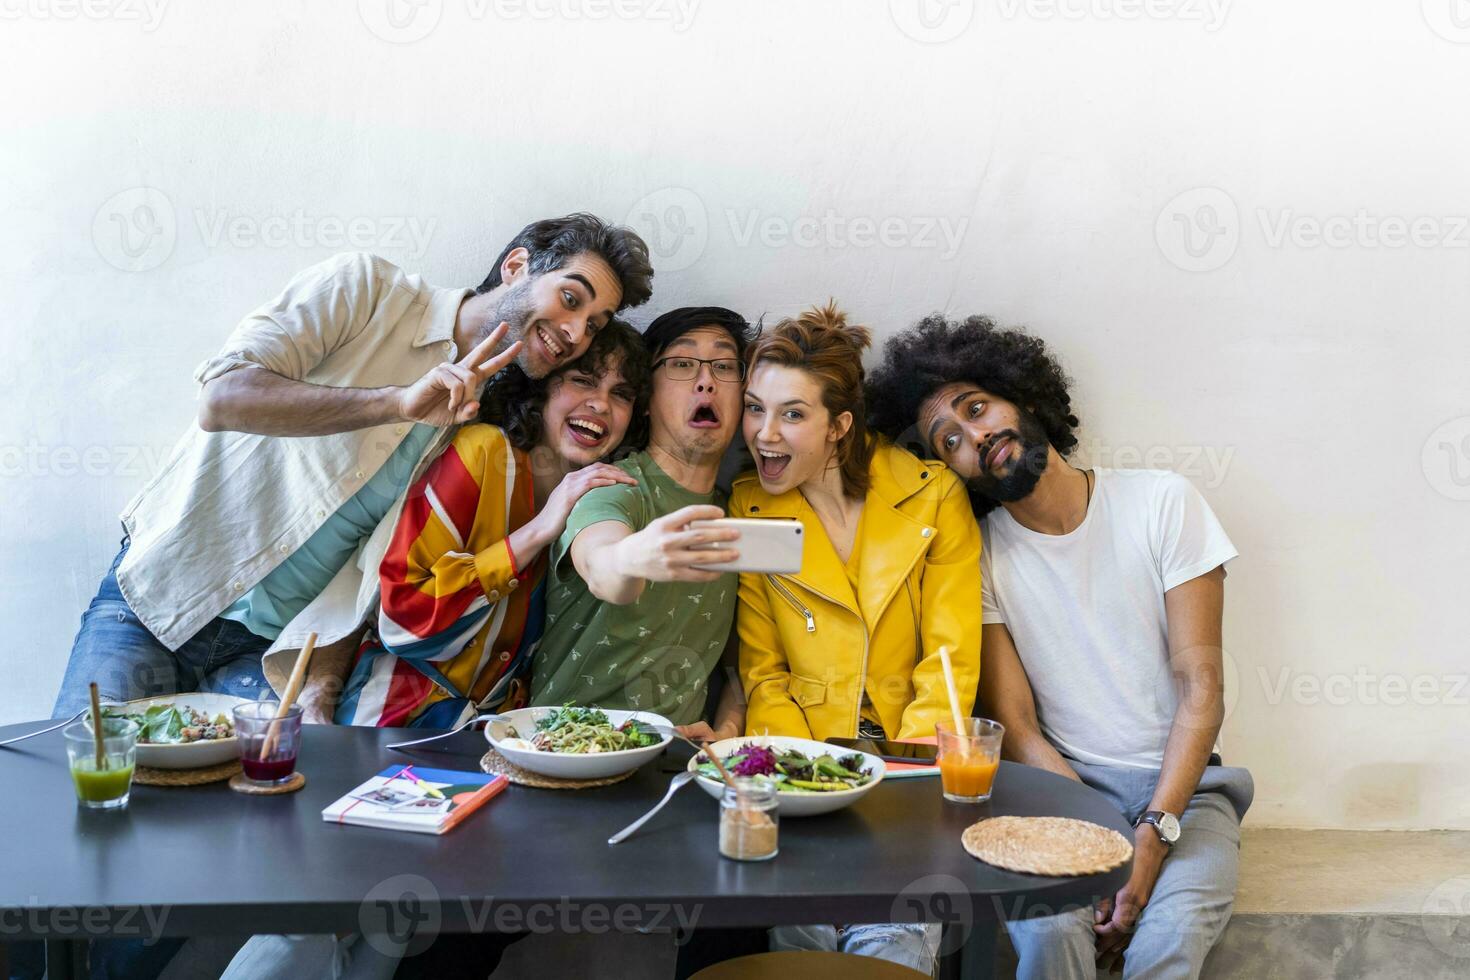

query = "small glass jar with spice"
719;778;779;861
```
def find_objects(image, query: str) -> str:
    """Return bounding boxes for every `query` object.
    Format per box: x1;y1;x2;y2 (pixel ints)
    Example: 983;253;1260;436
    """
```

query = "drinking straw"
937;646;967;738
700;736;741;794
88;682;105;771
260;632;316;763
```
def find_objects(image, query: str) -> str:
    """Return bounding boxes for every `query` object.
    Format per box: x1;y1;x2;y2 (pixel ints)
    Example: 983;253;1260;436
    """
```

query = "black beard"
965;409;1051;506
489;278;544;377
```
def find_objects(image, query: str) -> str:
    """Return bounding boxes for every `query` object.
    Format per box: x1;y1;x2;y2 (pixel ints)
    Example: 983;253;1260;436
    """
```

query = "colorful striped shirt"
335;424;544;729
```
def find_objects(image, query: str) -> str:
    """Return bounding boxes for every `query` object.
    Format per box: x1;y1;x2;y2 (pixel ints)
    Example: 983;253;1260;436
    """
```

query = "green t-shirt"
529;451;736;726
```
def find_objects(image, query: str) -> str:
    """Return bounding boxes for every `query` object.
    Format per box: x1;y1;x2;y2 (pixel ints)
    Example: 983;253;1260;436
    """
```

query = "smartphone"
689;518;803;574
825;736;939;764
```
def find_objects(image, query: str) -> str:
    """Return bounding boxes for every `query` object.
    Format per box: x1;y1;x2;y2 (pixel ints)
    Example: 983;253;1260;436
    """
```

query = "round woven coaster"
962;816;1133;876
134;760;241;787
480;748;636;790
228;771;307;795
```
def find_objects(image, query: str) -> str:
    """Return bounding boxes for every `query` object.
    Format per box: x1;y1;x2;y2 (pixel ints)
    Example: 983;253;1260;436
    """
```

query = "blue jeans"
1005;761;1254;980
768;923;941;975
53;540;271;719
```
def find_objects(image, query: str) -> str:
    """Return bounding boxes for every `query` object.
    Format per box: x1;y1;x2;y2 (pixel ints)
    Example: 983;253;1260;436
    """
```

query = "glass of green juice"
65;717;140;810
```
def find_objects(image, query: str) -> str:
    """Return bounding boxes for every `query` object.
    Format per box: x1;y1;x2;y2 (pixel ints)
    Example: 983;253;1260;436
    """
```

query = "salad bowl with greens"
102;693;251;769
486;706;673;780
688;735;887;816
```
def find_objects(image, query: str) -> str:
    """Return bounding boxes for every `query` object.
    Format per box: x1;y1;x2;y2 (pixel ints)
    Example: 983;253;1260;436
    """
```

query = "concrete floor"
1202;828;1470;980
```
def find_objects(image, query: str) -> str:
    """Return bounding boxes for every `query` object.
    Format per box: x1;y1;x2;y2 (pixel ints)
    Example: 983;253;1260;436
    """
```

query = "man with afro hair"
868;315;1253;980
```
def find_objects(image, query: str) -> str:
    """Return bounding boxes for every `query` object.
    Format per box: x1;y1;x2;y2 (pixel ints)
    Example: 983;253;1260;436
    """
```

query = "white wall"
3;0;1466;830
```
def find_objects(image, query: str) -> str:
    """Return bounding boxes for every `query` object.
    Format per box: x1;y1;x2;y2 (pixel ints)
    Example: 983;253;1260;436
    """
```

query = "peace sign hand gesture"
397;322;523;427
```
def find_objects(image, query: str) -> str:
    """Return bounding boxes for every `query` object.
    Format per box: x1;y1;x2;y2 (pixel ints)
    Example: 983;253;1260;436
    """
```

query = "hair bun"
798;299;872;353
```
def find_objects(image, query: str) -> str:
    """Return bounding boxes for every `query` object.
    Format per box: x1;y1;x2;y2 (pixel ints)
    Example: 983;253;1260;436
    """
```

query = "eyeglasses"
651;356;745;383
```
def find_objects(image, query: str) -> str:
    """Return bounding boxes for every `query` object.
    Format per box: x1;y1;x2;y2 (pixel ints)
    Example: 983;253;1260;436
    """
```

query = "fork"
0;709;88;748
385;713;511;751
607;770;698;845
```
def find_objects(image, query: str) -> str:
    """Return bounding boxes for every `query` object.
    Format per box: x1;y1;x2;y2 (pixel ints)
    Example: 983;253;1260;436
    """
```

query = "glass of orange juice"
935;718;1004;803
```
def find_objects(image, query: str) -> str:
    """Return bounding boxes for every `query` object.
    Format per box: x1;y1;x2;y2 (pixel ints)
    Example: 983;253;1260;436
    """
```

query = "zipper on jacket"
769;573;872;735
768;575;816;632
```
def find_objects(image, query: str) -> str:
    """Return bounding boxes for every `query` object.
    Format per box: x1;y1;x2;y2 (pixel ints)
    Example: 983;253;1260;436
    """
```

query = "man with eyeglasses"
528;307;750;739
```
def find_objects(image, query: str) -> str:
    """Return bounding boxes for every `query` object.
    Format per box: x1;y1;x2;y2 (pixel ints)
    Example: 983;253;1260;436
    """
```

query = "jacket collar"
737;440;941;621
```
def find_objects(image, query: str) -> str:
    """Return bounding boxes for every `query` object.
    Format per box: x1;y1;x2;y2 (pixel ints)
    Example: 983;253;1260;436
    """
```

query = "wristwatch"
1135;810;1181;846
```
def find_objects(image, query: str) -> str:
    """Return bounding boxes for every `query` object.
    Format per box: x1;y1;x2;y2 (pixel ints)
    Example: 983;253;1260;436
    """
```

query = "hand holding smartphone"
689;518;803;574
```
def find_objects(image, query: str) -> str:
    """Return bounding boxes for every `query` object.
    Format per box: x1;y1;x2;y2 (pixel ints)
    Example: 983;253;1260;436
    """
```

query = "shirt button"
488;589;500;601
442;341;452;352
395;425;406;435
279;544;290;555
231;581;244;592
921;528;932;538
507;578;519;590
355;470;365;480
499;650;511;662
316;509;326;519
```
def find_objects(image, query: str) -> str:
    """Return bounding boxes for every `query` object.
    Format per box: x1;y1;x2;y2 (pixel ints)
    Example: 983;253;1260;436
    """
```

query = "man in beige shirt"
54;213;653;732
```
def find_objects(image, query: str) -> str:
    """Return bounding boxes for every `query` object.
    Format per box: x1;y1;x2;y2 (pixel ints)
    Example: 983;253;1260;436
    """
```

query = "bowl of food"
688;735;887;817
485;705;673;780
101;693;251;769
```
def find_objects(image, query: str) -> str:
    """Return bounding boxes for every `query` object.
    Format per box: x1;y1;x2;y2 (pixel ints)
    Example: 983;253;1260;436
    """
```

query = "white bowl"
109;693;252;769
485;707;673;780
687;735;887;817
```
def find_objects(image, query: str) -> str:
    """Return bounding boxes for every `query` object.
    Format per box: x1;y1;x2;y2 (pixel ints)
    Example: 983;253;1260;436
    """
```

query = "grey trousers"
1005;761;1254;980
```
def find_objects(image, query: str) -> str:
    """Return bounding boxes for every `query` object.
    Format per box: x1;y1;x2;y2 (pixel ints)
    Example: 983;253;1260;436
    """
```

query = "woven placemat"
962;816;1133;876
229;771;307;795
134;760;241;786
480;748;636;790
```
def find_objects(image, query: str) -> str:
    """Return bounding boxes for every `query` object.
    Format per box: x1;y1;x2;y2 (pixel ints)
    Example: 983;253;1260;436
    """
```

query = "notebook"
322;764;509;835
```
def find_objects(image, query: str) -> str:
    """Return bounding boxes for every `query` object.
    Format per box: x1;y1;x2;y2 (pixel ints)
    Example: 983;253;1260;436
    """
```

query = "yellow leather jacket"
731;439;982;741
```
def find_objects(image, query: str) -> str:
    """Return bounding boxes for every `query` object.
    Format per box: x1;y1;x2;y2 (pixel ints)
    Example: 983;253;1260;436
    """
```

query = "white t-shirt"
981;468;1237;769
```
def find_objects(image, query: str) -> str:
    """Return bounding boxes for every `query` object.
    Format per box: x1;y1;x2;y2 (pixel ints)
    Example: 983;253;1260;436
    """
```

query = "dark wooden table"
0;720;1131;979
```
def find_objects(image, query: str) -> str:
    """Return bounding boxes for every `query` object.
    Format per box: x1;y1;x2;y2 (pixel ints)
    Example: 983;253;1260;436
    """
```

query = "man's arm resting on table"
978;622;1081;782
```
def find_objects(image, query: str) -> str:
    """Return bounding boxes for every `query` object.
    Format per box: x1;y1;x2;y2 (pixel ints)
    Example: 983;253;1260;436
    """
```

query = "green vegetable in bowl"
102;704;234;744
505;705;663;754
697;744;873;793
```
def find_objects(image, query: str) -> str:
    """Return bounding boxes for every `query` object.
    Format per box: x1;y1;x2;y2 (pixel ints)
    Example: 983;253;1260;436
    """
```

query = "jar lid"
721;777;778;805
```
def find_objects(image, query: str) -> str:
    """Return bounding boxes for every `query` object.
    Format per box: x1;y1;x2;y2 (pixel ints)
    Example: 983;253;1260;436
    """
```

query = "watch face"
1159;813;1181;842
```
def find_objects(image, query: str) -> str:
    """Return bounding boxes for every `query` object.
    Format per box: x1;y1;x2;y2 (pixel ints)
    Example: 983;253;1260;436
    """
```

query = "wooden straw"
937;645;967;738
699;736;741;793
260;632;316;762
88;682;105;771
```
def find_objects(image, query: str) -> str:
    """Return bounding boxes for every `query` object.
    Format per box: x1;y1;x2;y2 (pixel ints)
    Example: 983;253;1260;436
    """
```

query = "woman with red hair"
731;302;983;973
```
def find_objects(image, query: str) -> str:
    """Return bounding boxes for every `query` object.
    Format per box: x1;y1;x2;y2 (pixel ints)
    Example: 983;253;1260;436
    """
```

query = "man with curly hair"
868;316;1254;980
